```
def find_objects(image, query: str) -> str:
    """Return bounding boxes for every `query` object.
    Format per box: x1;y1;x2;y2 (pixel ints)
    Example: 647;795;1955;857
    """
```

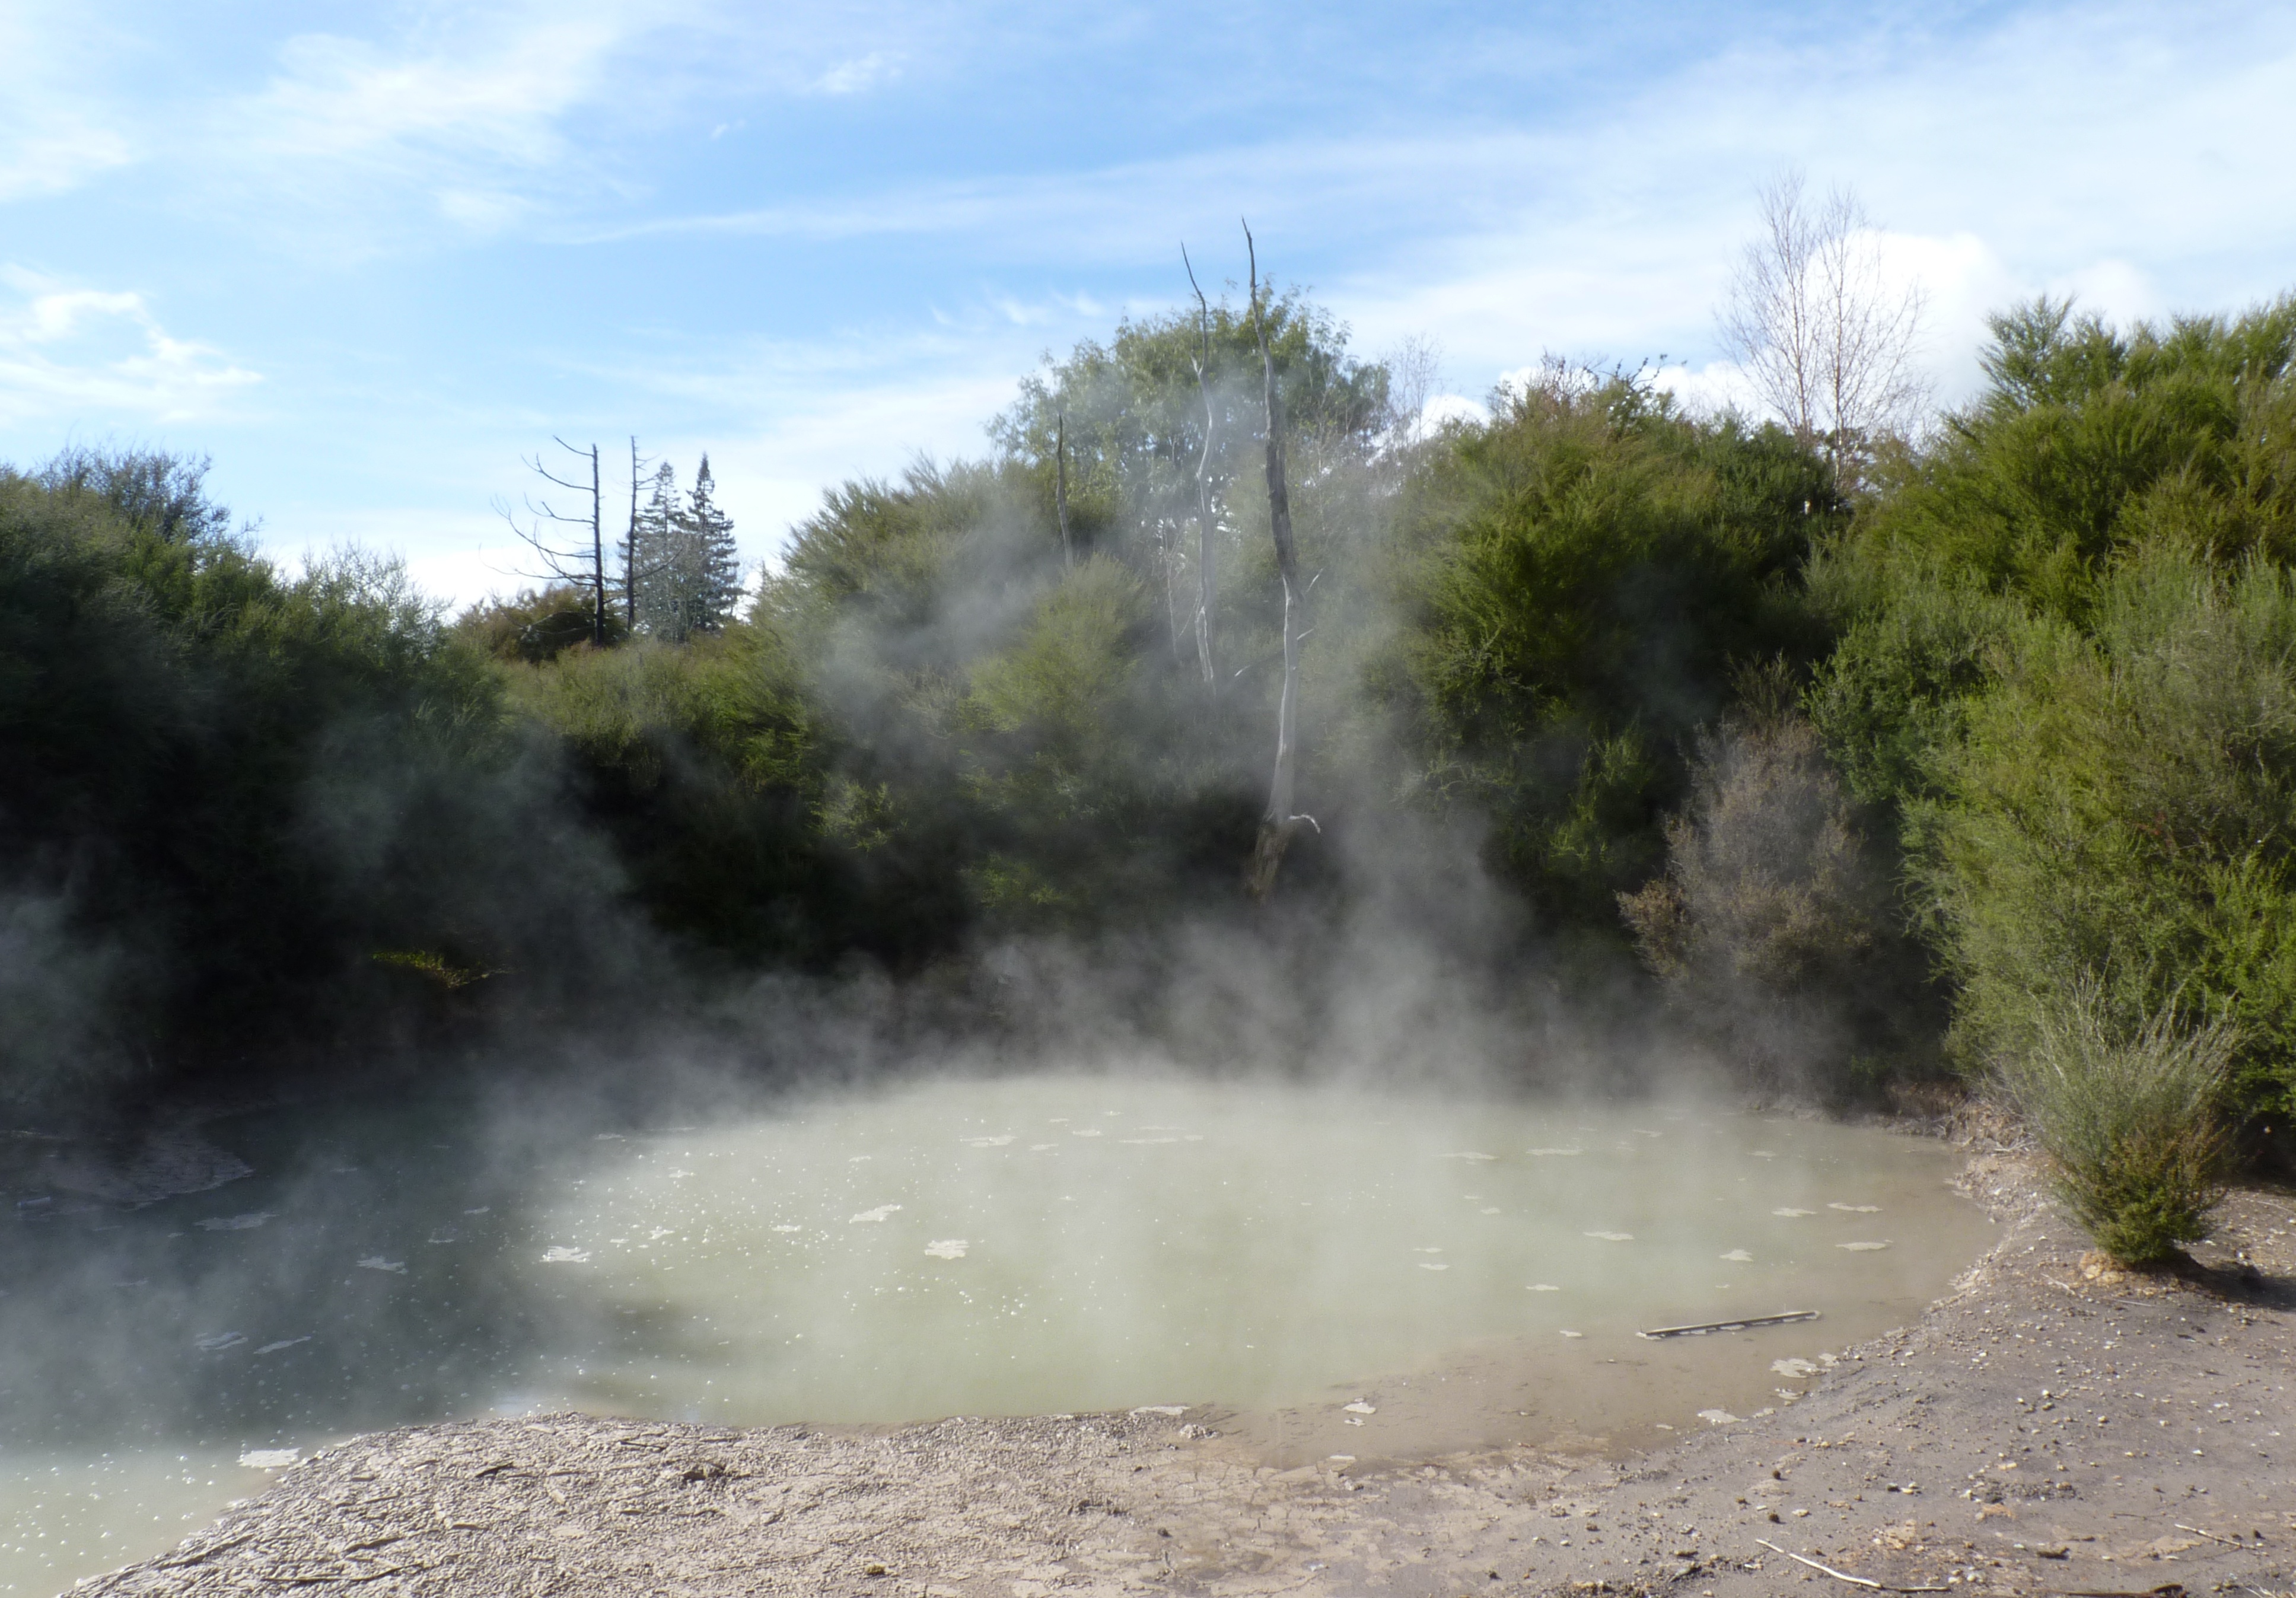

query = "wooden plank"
1637;1309;1821;1339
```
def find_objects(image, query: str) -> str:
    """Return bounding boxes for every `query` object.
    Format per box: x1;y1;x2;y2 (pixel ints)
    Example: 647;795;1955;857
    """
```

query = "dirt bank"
76;1148;2296;1598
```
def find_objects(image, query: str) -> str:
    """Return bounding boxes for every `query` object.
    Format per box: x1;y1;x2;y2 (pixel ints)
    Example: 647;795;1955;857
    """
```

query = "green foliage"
63;284;2287;1134
36;443;239;543
0;456;617;1104
1909;549;2296;1116
454;584;626;663
1391;371;1840;927
988;292;1390;566
962;556;1147;750
1805;296;2296;1124
773;460;1027;641
1995;984;2235;1265
1835;294;2296;629
951;557;1209;922
762;454;1265;936
630;456;743;641
1805;558;2020;810
501;624;855;961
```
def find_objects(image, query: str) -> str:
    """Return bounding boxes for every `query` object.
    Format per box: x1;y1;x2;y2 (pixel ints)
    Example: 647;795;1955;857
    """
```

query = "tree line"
495;441;744;648
5;192;2293;1266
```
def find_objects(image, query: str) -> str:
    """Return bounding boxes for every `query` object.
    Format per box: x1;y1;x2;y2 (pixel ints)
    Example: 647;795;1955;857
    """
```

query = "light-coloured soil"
75;1149;2296;1598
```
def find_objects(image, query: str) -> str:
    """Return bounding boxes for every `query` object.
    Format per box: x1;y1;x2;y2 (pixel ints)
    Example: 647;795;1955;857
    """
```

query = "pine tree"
629;461;682;638
683;454;743;633
629;456;741;641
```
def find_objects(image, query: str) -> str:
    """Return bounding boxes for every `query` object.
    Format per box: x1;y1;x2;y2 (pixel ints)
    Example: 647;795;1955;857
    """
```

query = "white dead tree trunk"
1183;245;1219;692
1719;171;1928;492
499;437;609;646
1055;412;1075;569
622;435;654;628
1243;223;1316;902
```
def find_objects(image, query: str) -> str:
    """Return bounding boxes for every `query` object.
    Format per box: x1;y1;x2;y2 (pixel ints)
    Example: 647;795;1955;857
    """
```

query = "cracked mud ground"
78;1151;2296;1598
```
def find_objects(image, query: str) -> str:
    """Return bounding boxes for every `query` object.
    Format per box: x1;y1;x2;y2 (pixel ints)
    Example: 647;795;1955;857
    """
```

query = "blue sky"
4;1;2293;607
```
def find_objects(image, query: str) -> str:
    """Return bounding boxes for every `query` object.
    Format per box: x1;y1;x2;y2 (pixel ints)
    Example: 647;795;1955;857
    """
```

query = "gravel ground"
75;1147;2296;1598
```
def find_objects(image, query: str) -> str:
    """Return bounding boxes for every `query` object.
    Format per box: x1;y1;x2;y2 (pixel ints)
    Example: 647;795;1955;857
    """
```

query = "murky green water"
0;1073;1991;1594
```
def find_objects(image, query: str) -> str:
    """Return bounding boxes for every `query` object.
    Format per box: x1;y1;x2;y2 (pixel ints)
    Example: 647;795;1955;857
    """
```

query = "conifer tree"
629;456;741;641
630;461;682;637
683;454;743;632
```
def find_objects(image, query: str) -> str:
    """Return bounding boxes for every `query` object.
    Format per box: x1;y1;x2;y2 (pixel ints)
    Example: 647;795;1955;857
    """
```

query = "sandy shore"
75;1145;2296;1598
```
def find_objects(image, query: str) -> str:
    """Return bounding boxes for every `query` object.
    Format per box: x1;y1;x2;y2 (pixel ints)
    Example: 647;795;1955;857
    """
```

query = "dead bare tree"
497;437;608;646
1719;171;1929;489
1243;222;1317;902
1379;334;1444;448
1182;244;1219;692
622;435;656;628
1054;412;1075;569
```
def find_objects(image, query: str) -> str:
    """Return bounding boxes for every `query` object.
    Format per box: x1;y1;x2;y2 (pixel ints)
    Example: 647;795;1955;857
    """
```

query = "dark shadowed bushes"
0;466;632;1108
498;626;863;964
58;287;2296;1145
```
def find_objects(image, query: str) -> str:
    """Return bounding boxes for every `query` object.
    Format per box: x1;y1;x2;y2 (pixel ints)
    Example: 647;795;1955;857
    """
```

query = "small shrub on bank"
1996;986;2236;1266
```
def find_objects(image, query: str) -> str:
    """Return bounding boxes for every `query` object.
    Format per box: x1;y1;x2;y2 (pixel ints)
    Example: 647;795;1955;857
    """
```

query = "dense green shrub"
1836;295;2296;625
1805;296;2296;1123
1390;373;1840;929
0;464;622;1105
988;294;1391;562
498;623;858;962
62;286;2296;1131
1812;295;2296;815
759;460;1267;938
1908;549;2296;1115
454;584;628;663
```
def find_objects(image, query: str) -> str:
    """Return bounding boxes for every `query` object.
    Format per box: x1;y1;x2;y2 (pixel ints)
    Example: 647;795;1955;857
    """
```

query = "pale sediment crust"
76;1148;2296;1598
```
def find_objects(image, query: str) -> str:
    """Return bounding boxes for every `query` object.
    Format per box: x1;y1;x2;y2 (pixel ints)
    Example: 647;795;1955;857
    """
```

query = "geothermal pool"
0;1074;1992;1594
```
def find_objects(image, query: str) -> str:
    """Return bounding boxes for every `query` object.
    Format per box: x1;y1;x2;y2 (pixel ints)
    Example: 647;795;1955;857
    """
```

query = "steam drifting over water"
0;1067;1988;1593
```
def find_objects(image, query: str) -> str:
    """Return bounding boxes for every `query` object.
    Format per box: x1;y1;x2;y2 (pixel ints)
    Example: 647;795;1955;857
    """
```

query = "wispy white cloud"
238;22;613;168
0;5;138;200
812;51;899;96
1316;2;2296;408
0;120;136;204
0;268;260;426
124;4;992;254
187;14;633;252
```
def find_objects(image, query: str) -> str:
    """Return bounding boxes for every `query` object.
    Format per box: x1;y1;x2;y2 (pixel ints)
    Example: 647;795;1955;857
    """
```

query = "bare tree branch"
1719;171;1929;491
623;435;657;628
1183;242;1219;693
1380;334;1443;448
1055;411;1075;570
495;438;608;645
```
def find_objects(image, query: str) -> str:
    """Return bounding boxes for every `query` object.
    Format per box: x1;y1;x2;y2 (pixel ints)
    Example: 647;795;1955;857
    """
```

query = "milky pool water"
0;1073;1992;1594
